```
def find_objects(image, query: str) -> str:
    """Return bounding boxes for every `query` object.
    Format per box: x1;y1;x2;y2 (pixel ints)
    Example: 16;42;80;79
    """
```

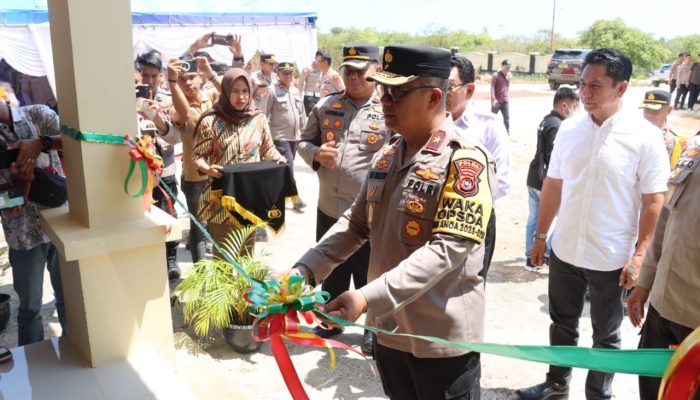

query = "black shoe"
516;381;569;399
311;326;343;339
361;330;374;357
168;266;181;281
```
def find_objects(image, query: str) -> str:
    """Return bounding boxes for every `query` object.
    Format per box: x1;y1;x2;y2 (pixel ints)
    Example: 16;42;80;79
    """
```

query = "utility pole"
550;0;556;54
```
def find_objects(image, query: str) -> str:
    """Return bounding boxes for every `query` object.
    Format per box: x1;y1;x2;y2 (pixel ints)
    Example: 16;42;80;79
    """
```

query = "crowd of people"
0;32;699;400
668;52;700;111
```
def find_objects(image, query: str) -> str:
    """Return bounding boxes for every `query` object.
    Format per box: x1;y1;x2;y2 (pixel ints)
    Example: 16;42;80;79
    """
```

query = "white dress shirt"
548;110;669;271
455;110;511;200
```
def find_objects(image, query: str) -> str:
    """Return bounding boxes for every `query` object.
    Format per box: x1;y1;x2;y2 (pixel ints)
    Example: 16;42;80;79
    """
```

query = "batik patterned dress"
192;112;284;225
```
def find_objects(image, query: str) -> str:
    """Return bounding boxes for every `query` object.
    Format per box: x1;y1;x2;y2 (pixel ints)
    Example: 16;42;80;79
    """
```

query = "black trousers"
181;179;207;263
675;84;689;108
638;306;700;400
152;174;179;268
316;208;370;300
546;252;624;400
375;342;481;400
479;211;496;280
303;95;319;115
490;101;510;133
689;83;700;110
273;140;298;166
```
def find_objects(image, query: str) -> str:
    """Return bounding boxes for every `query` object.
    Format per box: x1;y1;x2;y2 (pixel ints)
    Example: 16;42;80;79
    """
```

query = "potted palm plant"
175;224;272;353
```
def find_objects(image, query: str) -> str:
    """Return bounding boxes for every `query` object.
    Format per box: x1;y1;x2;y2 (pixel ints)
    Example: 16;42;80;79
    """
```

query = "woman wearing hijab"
192;68;286;248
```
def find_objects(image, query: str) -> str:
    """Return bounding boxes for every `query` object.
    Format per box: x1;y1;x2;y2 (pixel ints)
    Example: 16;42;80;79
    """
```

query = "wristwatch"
533;232;548;241
40;135;53;153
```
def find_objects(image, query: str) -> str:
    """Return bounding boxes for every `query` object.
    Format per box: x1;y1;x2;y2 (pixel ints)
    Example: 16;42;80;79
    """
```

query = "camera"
135;84;150;99
211;33;233;46
0;188;25;210
178;57;197;73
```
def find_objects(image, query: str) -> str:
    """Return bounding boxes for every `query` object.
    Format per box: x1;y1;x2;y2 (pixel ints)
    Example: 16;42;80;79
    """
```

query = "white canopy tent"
0;0;319;96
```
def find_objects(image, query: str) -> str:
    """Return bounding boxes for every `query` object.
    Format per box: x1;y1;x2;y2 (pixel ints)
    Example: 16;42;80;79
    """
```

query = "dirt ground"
1;83;698;399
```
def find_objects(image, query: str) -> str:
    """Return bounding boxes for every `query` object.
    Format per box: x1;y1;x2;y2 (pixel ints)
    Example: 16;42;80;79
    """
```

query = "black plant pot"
0;293;10;332
223;324;262;354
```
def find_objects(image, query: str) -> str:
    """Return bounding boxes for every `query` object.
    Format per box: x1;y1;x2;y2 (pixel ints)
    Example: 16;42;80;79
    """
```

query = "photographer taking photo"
0;100;67;346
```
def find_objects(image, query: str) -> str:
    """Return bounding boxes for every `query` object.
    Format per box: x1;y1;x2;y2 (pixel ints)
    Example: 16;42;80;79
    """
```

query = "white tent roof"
0;0;318;95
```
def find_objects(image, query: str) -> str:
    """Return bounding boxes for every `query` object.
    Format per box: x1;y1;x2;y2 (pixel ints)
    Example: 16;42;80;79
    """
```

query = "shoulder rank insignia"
426;130;447;152
325;131;336;142
334;119;343;129
372;105;382;113
375;158;390;169
415;167;441;181
369;122;381;131
323;117;330;128
331;101;343;109
367;133;379;145
383;146;396;156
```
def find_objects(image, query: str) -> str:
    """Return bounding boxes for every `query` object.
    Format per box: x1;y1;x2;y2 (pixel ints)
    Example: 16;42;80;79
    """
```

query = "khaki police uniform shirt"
167;88;217;182
638;134;700;329
297;93;390;219
264;82;307;142
297;66;321;96
319;68;345;97
298;117;496;357
252;70;278;110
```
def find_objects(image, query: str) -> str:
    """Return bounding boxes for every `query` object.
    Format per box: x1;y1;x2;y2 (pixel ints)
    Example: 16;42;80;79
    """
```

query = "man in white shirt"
446;55;510;278
517;48;669;400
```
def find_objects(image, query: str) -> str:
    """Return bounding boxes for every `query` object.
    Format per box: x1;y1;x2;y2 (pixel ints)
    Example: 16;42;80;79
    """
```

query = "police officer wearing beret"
292;45;495;399
296;43;389;354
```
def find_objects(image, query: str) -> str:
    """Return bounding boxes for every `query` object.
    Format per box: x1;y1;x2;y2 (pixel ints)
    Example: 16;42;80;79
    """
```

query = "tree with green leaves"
579;19;670;74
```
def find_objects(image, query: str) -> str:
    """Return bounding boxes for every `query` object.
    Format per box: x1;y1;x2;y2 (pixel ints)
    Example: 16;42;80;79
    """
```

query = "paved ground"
1;82;699;399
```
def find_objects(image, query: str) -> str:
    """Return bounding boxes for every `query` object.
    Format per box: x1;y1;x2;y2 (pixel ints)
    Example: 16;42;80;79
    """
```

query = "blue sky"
308;0;700;39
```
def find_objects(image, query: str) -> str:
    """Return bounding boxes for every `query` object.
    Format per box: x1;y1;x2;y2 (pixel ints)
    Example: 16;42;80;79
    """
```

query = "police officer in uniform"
264;61;308;211
317;50;345;97
639;89;687;168
297;51;323;113
627;132;700;400
292;45;495;399
297;44;389;354
252;53;278;110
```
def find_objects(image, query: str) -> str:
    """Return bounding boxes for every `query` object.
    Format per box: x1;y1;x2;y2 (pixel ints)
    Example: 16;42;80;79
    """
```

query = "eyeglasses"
377;84;435;103
447;82;468;92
